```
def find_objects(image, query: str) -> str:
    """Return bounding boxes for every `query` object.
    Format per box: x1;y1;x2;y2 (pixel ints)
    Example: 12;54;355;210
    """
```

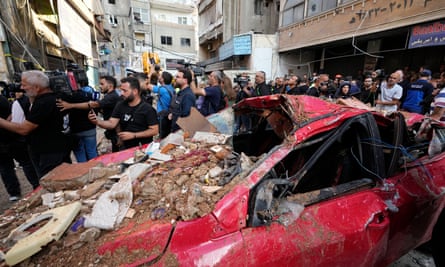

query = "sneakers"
9;196;20;202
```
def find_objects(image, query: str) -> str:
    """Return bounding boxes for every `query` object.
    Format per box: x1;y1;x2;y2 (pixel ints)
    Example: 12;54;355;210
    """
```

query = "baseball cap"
420;69;431;77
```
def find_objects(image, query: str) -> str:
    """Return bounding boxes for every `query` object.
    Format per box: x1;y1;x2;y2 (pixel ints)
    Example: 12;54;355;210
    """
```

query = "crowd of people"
0;63;444;202
232;66;445;133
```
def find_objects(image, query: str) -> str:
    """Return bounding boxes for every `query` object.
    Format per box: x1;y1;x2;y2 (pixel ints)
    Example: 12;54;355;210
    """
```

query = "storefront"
279;0;445;78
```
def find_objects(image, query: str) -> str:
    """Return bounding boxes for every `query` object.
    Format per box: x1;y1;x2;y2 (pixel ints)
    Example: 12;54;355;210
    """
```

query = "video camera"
0;73;25;99
183;62;204;77
1;63;92;100
233;74;250;88
47;63;90;100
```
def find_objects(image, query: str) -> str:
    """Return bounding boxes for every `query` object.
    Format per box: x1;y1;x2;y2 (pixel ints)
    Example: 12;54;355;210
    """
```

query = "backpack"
157;85;175;117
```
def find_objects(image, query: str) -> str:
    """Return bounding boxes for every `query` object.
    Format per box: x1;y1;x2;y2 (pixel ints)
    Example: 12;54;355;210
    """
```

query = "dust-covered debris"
0;135;259;266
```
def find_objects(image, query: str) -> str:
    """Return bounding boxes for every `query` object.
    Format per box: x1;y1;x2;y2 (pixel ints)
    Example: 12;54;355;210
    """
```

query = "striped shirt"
431;87;445;121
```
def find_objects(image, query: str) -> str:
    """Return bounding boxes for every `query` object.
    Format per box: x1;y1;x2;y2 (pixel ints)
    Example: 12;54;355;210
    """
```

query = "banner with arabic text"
408;20;445;49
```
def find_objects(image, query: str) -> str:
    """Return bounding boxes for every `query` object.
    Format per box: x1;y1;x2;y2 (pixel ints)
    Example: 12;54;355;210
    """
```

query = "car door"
241;114;392;266
373;112;445;265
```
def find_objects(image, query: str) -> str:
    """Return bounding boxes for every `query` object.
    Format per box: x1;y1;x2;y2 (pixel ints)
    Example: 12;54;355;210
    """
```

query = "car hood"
233;94;369;141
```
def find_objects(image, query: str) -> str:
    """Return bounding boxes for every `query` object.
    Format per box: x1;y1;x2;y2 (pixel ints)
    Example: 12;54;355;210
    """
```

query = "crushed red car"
1;95;444;266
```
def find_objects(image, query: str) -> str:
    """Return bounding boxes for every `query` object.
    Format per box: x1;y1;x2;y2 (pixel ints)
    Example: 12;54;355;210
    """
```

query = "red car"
89;95;445;266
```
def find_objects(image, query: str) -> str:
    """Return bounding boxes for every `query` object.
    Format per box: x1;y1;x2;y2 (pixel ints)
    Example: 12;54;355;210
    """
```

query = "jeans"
72;128;98;162
234;114;251;133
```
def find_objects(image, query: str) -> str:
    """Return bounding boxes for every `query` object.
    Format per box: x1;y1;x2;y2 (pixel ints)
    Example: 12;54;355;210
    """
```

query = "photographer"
192;70;224;116
0;70;70;178
234;73;252;99
253;71;272;96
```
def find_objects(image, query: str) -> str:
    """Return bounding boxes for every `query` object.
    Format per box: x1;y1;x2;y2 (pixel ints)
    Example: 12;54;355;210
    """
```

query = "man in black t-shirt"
58;75;122;152
0;70;70;178
89;77;158;150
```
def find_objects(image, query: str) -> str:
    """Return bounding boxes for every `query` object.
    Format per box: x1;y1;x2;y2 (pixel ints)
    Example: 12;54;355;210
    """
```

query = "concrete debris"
79;228;101;243
40;161;105;192
192;131;231;144
0;127;263;265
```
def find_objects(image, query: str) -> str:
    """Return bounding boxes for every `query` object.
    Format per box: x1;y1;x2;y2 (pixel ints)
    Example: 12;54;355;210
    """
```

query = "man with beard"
88;77;158;150
57;75;122;152
0;70;70;178
169;68;196;132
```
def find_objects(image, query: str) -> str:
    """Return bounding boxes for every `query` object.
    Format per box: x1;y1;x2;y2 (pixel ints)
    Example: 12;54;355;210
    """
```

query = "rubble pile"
0;133;256;266
131;142;244;221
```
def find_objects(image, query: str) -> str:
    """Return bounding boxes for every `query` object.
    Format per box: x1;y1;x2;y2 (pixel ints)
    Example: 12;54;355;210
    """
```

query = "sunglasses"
320;82;329;86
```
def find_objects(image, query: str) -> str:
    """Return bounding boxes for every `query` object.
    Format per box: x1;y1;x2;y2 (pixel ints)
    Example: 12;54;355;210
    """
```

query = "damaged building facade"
197;0;444;79
0;0;110;85
278;0;445;77
98;0;198;80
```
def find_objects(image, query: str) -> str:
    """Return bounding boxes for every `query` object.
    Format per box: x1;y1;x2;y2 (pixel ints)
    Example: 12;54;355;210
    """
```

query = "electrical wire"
0;15;42;70
351;11;383;59
359;138;434;181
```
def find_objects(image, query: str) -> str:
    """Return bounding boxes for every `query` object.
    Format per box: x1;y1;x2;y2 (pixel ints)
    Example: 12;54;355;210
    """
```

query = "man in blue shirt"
148;71;175;138
402;69;434;114
192;70;223;116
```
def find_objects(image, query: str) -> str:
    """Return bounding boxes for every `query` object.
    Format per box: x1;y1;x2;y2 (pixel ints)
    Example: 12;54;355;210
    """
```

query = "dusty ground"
0;166;33;214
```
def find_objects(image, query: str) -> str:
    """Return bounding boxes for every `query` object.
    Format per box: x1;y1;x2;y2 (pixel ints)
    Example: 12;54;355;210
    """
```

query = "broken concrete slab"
40;162;104;192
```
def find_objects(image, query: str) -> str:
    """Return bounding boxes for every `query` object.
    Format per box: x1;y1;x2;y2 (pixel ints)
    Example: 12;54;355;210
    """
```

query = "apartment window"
180;38;191;47
133;7;149;23
178;17;187;25
108;0;115;4
108;15;118;26
282;0;304;26
135;32;145;46
161;36;172;45
255;0;264;15
307;0;337;17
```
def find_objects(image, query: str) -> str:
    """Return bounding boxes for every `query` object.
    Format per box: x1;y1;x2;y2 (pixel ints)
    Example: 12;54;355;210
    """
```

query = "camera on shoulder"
233;74;250;88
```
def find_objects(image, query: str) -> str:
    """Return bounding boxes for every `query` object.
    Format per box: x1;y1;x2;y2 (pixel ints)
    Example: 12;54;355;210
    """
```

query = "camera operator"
192;70;224;116
0;70;71;178
252;71;272;96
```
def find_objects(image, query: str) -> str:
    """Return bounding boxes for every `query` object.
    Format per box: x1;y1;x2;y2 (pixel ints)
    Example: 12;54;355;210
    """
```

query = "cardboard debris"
177;107;217;136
